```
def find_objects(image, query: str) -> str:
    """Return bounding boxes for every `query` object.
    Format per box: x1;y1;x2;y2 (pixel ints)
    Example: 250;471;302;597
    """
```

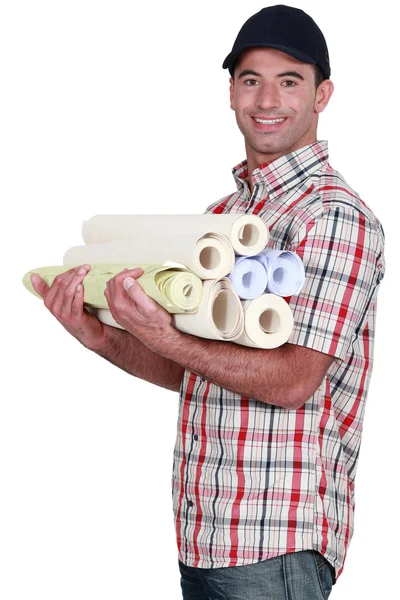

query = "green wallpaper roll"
22;264;203;314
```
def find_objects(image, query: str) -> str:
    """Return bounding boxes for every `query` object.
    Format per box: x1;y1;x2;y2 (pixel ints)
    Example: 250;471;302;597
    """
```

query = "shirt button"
188;500;194;508
193;434;198;441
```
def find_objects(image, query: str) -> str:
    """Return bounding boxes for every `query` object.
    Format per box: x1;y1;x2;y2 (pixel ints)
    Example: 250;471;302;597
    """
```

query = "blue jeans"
179;550;335;600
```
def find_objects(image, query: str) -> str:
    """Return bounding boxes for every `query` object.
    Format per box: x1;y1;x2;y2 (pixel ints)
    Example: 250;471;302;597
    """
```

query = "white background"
0;1;397;598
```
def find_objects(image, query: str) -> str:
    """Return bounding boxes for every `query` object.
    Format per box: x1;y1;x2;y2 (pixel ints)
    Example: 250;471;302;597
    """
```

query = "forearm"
88;324;184;392
97;269;332;406
155;328;331;409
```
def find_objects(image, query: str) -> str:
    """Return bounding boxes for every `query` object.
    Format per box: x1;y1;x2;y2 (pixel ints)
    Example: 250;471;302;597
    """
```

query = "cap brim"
222;43;317;71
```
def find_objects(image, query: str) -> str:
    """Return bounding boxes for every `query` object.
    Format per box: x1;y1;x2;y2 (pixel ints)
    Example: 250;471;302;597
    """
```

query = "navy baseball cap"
222;5;331;79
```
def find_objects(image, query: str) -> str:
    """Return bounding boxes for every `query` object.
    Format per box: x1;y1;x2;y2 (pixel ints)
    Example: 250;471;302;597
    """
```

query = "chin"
253;141;290;157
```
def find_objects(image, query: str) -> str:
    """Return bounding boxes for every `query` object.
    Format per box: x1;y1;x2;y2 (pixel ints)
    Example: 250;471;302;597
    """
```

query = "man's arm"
148;328;333;409
30;266;184;392
104;268;334;410
91;324;184;391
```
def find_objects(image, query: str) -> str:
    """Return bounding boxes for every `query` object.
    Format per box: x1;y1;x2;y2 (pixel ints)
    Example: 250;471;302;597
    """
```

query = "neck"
245;133;318;194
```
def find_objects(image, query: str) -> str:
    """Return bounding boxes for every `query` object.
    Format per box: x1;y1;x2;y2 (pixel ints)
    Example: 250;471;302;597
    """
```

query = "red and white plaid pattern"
172;141;385;579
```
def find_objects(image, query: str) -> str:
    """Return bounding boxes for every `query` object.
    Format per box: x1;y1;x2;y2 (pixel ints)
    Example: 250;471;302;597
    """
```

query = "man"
31;5;385;599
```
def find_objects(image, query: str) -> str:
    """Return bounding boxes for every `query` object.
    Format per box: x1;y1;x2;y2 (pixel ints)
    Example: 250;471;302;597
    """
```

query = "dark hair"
230;61;328;89
313;64;326;89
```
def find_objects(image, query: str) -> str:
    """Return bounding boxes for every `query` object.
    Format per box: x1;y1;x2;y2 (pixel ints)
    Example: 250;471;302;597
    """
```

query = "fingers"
104;267;171;334
59;266;90;317
105;267;154;323
30;267;79;301
105;266;144;303
71;282;85;319
123;277;159;316
108;267;144;287
43;265;90;318
30;273;50;299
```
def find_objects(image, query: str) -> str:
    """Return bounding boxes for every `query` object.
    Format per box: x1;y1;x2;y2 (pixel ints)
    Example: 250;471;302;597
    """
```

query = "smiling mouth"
252;117;286;124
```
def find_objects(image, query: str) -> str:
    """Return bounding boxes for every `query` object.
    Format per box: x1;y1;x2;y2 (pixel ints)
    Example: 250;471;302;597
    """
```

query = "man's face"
230;48;331;164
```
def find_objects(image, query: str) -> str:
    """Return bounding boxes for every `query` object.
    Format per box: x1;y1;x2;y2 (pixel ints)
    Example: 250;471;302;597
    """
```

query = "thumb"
123;277;159;314
30;273;50;299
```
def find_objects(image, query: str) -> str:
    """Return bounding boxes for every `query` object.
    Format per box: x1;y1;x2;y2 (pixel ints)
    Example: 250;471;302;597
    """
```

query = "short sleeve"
287;206;385;359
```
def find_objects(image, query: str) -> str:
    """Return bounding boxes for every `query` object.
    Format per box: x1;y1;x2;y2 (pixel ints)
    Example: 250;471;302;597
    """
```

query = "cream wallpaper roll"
63;232;235;280
235;294;294;349
82;214;269;256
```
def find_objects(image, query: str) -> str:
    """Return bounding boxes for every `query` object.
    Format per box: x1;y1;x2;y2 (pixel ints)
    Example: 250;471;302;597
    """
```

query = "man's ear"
229;77;235;110
314;79;334;114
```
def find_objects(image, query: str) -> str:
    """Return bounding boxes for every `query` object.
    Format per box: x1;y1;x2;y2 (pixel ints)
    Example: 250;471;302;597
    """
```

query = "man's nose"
255;84;281;111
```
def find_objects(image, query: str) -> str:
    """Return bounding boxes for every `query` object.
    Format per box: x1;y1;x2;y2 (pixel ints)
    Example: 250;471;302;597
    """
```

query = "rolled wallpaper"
23;215;297;350
228;256;269;299
82;214;269;256
235;294;294;349
91;278;244;342
172;278;244;341
23;264;203;314
63;232;235;280
255;250;305;296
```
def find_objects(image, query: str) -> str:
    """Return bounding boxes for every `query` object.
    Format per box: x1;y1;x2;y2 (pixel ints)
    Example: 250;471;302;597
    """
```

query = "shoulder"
315;163;380;222
282;163;385;254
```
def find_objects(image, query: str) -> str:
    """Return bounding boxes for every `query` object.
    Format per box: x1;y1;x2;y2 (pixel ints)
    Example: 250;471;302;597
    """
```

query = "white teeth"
253;117;285;124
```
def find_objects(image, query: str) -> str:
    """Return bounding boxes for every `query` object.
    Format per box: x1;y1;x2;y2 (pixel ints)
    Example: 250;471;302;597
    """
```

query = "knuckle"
53;274;65;285
59;278;69;289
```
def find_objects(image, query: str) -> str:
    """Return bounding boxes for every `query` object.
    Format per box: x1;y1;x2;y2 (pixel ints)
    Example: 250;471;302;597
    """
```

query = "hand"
104;267;173;351
30;264;106;350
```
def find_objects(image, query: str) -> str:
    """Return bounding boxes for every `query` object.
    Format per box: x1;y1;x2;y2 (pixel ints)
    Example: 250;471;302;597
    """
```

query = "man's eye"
244;79;259;86
282;80;297;87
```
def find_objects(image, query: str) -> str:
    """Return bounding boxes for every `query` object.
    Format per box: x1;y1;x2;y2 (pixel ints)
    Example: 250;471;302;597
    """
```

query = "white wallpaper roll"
235;294;294;349
82;214;269;256
63;232;235;280
255;250;305;296
228;256;268;299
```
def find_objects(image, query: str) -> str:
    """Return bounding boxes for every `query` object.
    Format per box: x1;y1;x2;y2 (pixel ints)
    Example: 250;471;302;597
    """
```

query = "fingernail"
78;267;86;275
123;277;135;290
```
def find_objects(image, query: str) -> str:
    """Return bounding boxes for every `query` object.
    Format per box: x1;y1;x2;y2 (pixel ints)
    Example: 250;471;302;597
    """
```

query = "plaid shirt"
172;141;385;579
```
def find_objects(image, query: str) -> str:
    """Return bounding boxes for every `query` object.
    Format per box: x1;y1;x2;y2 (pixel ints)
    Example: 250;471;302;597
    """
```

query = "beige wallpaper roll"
235;294;294;349
63;232;235;280
92;278;244;342
82;214;269;256
172;278;244;341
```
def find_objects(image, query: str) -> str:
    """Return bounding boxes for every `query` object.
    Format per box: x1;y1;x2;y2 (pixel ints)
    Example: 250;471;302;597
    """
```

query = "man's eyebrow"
237;69;261;79
237;69;305;81
278;71;305;81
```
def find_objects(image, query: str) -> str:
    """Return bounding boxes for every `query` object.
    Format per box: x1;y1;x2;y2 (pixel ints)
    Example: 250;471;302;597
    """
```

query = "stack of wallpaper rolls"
23;214;305;349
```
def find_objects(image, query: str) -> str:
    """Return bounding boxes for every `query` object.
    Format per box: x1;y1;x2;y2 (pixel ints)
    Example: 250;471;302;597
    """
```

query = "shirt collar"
232;140;329;199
